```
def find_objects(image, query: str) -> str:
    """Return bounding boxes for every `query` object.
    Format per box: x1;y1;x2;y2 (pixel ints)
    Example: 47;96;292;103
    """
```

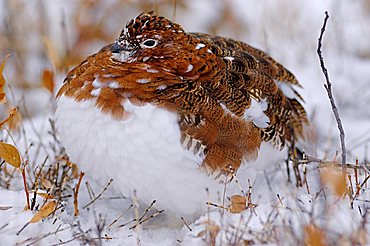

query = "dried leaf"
29;201;56;223
41;69;55;94
68;161;80;178
56;157;80;178
196;220;220;245
36;192;54;200
41;178;53;189
0;142;21;168
7;107;22;130
321;168;347;197
229;195;247;213
0;54;11;104
0;107;17;128
208;224;220;243
304;223;327;246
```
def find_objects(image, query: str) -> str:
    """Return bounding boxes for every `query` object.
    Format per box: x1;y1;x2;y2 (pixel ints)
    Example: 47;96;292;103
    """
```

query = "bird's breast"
55;94;224;217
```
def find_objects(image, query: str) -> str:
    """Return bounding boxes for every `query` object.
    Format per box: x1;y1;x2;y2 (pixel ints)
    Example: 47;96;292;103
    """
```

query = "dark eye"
141;39;157;48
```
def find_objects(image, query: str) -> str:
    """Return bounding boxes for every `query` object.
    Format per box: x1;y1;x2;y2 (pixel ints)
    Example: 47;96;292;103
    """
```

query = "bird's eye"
141;39;157;48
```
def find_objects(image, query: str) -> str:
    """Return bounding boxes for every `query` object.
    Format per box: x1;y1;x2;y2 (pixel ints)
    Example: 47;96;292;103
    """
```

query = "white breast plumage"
55;95;227;219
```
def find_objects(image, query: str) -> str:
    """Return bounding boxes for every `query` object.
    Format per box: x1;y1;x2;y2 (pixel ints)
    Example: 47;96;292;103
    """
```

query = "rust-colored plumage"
57;12;308;176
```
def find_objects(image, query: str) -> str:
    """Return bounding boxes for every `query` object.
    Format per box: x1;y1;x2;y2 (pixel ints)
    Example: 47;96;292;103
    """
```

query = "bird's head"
110;12;189;63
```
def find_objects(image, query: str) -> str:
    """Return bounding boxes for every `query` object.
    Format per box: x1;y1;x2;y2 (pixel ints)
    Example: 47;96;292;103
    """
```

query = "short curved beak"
110;43;122;53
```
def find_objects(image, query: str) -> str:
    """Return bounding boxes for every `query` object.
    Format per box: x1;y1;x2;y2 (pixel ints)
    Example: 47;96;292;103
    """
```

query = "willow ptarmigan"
55;12;307;221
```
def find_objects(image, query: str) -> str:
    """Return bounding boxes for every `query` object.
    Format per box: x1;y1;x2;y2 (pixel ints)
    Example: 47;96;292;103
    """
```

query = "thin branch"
82;179;113;209
181;216;192;232
296;155;369;171
73;172;85;216
107;203;133;229
316;11;347;170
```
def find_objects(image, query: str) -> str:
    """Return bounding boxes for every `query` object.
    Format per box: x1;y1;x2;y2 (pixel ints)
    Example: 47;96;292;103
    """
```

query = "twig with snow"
316;11;347;170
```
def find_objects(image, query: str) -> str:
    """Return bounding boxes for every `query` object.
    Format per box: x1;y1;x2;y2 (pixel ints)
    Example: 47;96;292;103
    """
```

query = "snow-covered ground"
1;0;370;245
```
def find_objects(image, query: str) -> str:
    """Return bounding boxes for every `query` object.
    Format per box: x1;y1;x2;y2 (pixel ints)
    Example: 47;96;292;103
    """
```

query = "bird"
55;11;308;223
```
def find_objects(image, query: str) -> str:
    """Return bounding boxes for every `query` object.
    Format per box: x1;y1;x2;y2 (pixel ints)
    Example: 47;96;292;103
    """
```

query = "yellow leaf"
29;201;56;223
41;69;55;94
0;54;11;104
304;223;327;246
0;107;17;129
0;142;21;168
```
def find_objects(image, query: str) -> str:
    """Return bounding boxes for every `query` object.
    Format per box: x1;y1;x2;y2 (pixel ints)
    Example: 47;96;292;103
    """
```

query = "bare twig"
317;11;347;170
21;166;30;210
181;216;192;232
125;199;164;230
25;225;77;246
107;203;133;229
73;172;85;216
85;181;96;200
296;155;370;173
82;179;113;209
128;210;164;230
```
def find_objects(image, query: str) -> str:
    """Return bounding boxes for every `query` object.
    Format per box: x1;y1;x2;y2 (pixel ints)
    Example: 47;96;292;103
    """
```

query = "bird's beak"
110;42;135;62
110;43;122;53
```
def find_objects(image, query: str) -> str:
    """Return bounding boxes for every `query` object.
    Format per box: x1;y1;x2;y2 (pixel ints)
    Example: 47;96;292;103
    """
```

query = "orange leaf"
321;167;347;197
0;107;17;129
7;107;22;130
229;195;247;213
41;69;55;94
29;201;56;223
0;142;21;168
304;223;327;246
0;54;11;104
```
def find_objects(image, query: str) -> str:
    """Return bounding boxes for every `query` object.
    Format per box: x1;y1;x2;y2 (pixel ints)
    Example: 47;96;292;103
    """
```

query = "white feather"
55;95;252;220
243;99;270;128
278;82;296;99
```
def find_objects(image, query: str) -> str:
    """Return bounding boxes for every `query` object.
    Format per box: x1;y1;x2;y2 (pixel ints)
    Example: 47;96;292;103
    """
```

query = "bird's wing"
190;33;308;149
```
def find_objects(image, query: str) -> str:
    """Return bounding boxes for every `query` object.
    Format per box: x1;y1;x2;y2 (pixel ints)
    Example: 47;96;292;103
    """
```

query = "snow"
136;78;151;84
185;64;193;73
195;43;206;50
243;98;269;128
1;0;370;245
